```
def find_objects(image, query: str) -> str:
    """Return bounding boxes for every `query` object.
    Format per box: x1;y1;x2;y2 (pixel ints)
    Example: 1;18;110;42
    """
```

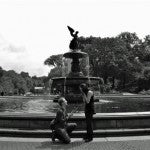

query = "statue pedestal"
63;51;87;78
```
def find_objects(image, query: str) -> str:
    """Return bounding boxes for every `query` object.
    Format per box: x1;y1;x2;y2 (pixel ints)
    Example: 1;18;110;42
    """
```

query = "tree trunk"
104;76;108;84
123;73;126;89
112;76;115;89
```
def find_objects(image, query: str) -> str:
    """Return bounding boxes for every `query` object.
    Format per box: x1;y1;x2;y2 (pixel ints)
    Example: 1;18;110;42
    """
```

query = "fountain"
0;27;150;138
51;26;101;103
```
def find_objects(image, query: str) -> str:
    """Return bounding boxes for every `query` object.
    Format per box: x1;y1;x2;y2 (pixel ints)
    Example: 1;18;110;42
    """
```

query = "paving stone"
0;136;150;150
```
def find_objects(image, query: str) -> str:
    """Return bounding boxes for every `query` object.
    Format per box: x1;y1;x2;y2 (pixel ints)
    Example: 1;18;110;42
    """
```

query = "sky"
0;0;150;77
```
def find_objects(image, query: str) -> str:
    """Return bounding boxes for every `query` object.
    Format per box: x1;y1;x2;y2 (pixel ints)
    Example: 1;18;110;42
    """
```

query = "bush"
139;89;150;95
102;83;112;93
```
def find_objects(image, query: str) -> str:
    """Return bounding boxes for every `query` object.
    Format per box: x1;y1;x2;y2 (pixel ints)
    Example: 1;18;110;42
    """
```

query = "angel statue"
67;26;79;51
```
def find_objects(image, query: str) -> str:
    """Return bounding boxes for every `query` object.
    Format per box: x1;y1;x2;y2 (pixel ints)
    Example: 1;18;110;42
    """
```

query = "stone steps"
1;128;150;138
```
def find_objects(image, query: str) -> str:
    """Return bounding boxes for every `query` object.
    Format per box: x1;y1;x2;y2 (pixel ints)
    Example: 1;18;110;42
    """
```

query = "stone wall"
0;112;150;130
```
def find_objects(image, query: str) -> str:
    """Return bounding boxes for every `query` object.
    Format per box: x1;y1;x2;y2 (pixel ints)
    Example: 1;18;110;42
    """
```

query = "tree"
141;35;150;62
44;54;63;67
79;35;144;91
44;33;148;92
0;76;14;94
20;72;30;78
117;32;144;89
48;67;62;78
21;71;33;92
81;37;129;85
44;54;64;79
0;66;4;78
117;32;141;49
4;70;27;95
136;67;150;92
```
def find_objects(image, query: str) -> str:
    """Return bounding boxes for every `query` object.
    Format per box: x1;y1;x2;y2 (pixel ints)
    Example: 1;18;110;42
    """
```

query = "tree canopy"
0;68;48;95
45;32;150;93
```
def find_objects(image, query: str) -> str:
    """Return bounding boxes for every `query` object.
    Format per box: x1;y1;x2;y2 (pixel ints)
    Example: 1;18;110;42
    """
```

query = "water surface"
0;96;150;113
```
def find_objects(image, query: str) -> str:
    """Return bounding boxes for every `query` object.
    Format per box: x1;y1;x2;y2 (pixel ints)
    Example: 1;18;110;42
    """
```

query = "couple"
51;83;95;144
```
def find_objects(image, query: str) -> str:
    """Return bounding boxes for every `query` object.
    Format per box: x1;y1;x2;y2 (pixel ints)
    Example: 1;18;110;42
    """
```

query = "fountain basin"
0;96;150;137
63;51;87;59
1;112;150;130
51;77;101;102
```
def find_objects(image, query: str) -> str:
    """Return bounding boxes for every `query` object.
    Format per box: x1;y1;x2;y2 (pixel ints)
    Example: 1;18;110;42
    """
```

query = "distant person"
1;91;4;96
50;97;77;144
79;83;95;142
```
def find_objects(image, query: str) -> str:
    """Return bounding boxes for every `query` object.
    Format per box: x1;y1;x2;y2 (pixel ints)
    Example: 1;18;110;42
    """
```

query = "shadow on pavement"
36;139;85;150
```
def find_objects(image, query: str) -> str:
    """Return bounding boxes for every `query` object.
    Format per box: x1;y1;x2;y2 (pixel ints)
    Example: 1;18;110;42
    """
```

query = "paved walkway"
0;136;150;150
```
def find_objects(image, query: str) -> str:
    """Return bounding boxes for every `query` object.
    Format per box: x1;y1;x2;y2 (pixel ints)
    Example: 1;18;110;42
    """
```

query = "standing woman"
79;83;95;142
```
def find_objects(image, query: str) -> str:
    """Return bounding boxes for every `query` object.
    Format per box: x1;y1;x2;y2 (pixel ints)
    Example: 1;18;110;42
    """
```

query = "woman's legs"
85;113;93;141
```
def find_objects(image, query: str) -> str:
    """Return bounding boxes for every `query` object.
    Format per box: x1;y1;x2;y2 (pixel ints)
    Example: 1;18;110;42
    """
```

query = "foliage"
0;68;48;95
139;89;150;95
48;67;62;78
0;76;14;94
44;54;63;67
44;32;150;93
1;31;149;95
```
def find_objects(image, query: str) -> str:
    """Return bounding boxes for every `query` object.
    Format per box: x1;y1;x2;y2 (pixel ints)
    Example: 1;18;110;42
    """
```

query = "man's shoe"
83;137;88;140
84;138;93;142
51;131;56;142
52;135;55;142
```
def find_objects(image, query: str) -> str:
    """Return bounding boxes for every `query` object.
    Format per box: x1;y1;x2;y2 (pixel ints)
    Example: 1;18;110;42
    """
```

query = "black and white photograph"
0;0;150;149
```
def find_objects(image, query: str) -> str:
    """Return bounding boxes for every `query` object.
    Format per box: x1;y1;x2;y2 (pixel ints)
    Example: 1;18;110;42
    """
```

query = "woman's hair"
79;83;89;95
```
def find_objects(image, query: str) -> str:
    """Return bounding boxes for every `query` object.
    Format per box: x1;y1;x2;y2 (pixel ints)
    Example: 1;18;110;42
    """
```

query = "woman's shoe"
84;138;93;142
83;136;88;140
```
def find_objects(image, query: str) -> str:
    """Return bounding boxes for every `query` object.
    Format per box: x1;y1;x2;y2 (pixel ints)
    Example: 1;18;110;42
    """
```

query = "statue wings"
67;26;75;37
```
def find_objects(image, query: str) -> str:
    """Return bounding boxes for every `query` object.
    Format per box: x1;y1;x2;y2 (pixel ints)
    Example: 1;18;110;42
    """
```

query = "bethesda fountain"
51;26;101;103
0;26;150;138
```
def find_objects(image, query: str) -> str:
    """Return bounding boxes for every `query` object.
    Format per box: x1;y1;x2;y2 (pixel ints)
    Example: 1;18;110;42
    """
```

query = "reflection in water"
25;100;56;113
0;98;59;113
0;96;150;113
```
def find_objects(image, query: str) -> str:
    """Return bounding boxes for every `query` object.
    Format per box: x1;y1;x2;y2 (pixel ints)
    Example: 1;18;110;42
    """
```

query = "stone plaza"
0;136;150;150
